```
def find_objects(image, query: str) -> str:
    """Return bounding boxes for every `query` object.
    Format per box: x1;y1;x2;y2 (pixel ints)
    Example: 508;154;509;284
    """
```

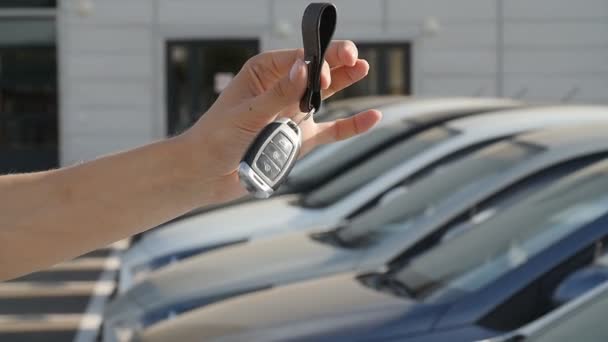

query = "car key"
239;3;337;198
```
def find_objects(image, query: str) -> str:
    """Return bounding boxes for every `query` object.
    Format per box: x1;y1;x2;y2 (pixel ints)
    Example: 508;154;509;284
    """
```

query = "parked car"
119;106;608;290
484;267;608;342
148;95;415;225
289;97;521;193
134;159;608;342
104;124;608;340
119;98;522;292
314;95;409;122
159;96;508;224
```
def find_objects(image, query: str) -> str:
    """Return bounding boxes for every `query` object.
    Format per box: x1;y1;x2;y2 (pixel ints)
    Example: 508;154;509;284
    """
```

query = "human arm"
0;41;381;281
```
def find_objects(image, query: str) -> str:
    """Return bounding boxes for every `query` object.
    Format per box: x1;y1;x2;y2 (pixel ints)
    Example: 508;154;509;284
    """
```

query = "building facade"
1;0;607;171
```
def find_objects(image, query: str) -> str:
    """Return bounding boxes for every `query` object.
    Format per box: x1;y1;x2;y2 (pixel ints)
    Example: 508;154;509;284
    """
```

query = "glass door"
166;40;259;135
329;42;411;101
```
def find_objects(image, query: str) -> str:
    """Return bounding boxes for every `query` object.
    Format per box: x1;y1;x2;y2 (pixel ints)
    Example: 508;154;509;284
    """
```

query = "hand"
181;40;382;202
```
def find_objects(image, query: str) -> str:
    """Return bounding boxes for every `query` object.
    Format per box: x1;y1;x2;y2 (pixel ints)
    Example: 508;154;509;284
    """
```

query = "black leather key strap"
299;2;337;114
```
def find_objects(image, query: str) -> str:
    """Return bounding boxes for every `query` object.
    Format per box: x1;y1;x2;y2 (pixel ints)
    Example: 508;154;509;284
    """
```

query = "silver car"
104;108;608;342
119;98;520;292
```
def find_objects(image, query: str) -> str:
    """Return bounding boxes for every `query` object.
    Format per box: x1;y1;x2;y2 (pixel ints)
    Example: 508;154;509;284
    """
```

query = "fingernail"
289;59;306;82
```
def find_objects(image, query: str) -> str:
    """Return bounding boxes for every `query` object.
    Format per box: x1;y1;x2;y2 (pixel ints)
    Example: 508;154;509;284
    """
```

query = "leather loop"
299;3;337;114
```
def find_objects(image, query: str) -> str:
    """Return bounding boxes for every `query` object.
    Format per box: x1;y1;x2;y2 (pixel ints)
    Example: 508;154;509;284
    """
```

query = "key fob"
239;3;336;198
238;118;302;198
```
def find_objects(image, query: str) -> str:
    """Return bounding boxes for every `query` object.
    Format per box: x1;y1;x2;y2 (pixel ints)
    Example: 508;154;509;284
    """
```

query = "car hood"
137;272;439;342
129;195;314;264
119;232;361;314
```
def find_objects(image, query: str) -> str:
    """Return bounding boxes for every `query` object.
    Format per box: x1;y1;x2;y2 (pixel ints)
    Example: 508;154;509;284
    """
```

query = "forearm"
0;41;377;281
0;135;218;281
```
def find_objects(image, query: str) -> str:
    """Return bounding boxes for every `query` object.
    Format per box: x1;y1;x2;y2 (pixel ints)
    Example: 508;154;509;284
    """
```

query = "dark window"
166;40;259;135
0;1;56;8
0;18;57;172
329;42;411;101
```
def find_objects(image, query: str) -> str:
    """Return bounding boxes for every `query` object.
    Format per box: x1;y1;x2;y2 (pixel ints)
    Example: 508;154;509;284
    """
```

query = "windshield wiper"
503;334;526;342
380;275;415;297
358;272;414;298
309;229;351;248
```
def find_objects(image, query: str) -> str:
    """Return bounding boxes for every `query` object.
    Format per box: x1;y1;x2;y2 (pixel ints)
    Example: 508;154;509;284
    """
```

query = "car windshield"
301;126;459;208
393;160;608;301
525;289;608;342
289;121;412;189
337;140;544;243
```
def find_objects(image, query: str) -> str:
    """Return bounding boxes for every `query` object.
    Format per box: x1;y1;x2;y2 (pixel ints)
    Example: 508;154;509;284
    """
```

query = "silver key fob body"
239;3;335;198
238;118;302;198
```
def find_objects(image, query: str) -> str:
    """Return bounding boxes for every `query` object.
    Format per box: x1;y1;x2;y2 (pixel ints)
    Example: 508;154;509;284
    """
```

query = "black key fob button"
272;133;294;155
256;154;281;180
264;142;289;168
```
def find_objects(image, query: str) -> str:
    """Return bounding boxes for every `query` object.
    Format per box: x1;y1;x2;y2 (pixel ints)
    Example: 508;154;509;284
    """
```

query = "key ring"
298;3;337;118
295;108;316;126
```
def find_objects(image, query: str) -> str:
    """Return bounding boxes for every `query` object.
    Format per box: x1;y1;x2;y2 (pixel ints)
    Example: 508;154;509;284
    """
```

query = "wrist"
165;134;220;206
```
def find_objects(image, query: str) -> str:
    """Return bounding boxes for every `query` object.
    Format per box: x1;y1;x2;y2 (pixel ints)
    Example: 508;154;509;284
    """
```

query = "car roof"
518;124;608;149
291;98;522;184
323;95;409;110
380;97;522;125
446;105;608;132
317;95;410;121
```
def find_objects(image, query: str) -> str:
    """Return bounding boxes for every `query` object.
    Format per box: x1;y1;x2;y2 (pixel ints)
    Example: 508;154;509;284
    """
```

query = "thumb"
245;59;308;123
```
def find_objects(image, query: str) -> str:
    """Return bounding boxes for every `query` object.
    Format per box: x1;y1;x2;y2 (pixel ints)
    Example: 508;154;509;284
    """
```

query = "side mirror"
552;265;608;307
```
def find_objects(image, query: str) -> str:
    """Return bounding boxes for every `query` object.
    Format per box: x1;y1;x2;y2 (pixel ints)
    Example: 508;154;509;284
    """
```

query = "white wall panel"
504;0;608;19
63;27;152;53
420;49;497;74
67;82;151;108
62;0;154;25
64;54;152;79
418;23;496;48
387;0;496;22
274;0;383;25
421;76;496;97
504;50;608;74
159;0;268;27
505;22;608;47
504;77;608;103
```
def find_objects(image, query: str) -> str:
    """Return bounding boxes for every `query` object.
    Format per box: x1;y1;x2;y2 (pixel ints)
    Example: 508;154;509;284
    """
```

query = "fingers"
324;40;358;68
320;60;331;90
322;59;370;99
312;109;382;145
249;40;358;78
242;59;308;124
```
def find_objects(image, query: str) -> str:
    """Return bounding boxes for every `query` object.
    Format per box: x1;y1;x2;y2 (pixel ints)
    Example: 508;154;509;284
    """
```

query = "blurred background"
2;0;607;173
1;0;608;342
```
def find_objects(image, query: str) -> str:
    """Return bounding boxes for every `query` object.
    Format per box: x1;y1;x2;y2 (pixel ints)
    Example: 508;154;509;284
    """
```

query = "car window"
393;160;608;301
338;140;544;242
438;154;608;244
289;122;412;189
527;290;608;342
301;126;458;208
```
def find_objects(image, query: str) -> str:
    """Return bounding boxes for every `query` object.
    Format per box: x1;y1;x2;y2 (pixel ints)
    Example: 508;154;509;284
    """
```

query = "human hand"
181;40;382;202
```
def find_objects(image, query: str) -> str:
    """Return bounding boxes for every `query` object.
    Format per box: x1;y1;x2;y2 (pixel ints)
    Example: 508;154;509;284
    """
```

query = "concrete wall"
57;0;608;165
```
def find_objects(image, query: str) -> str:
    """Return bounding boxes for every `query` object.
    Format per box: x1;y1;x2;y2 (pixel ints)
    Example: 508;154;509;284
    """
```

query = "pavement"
0;241;129;342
